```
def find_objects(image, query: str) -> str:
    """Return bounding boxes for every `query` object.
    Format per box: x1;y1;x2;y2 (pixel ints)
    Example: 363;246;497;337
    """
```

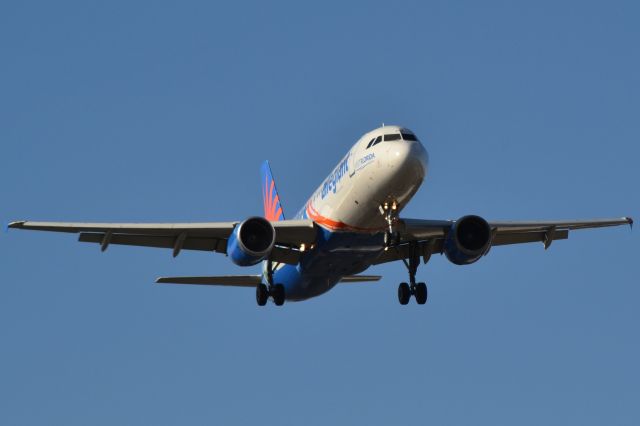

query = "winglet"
7;221;25;230
627;217;633;229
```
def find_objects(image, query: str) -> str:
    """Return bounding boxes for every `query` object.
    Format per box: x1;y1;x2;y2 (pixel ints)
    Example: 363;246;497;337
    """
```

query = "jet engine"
444;215;492;265
226;217;276;266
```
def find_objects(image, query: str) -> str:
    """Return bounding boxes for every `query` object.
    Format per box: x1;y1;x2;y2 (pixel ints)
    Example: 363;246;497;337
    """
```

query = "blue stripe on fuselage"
272;227;385;301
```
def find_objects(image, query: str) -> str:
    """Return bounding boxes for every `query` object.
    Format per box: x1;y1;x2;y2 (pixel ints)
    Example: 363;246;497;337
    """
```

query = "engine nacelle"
226;217;276;266
444;215;492;265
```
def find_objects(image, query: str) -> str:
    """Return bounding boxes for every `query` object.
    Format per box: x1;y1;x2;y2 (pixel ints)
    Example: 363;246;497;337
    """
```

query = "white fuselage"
272;126;429;301
297;125;429;230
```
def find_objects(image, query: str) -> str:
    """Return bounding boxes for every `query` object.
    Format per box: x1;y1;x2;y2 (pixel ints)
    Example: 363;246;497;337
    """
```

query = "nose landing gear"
380;201;400;247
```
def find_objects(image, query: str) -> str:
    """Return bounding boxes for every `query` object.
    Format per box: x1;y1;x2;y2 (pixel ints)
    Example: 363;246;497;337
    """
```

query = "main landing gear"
398;281;427;305
256;261;285;306
398;242;428;305
256;283;285;306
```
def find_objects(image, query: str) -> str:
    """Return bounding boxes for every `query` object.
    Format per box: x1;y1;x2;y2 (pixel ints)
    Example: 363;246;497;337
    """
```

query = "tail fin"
261;161;285;221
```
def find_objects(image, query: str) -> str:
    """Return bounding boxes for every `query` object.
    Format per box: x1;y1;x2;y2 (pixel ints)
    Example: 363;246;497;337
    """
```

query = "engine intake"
226;217;276;266
444;215;492;265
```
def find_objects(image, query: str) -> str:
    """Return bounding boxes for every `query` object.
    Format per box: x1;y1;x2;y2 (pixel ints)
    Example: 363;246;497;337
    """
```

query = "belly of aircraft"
275;230;386;301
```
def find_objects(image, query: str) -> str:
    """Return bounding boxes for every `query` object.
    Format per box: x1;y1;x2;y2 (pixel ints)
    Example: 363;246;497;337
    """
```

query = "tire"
256;283;269;306
415;282;428;305
398;282;411;305
273;284;285;306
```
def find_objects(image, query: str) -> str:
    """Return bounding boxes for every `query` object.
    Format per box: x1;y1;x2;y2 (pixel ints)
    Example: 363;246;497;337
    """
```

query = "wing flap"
78;233;225;252
374;229;570;265
155;275;262;286
492;229;568;246
77;232;300;264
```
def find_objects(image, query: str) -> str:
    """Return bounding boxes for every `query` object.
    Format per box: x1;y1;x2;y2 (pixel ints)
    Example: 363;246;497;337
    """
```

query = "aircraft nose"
387;140;429;180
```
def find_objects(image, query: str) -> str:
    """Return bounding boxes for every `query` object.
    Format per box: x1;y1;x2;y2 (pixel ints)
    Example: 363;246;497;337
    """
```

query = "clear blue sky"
1;1;638;425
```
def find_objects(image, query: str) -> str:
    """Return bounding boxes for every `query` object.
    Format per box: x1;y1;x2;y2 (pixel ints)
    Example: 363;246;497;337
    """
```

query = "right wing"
8;219;317;265
374;216;633;265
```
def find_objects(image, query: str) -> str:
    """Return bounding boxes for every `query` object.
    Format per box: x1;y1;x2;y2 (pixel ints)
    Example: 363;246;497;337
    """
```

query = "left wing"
374;216;633;265
7;219;317;265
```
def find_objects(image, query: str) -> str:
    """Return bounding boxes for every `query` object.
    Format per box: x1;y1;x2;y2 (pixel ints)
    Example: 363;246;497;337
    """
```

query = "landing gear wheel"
414;282;427;305
272;284;285;306
398;282;411;305
256;283;269;306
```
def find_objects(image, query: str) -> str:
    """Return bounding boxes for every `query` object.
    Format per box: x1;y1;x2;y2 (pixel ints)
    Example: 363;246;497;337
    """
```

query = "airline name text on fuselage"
321;154;350;199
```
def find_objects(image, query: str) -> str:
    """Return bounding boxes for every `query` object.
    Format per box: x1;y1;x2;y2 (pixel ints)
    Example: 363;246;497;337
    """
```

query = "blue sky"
1;1;638;424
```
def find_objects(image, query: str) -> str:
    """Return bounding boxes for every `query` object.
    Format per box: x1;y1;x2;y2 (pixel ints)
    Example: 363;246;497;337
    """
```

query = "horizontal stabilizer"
339;275;382;283
155;275;262;287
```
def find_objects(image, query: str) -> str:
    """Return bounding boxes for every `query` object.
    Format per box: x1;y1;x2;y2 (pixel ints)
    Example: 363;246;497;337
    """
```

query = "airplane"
8;125;633;306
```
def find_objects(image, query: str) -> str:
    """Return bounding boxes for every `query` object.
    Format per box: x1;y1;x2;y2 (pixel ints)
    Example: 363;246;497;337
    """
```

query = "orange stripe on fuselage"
306;202;385;233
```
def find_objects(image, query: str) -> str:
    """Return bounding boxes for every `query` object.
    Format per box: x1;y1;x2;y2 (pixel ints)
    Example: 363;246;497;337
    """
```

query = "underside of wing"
8;219;317;265
489;217;633;233
397;217;632;240
375;216;632;265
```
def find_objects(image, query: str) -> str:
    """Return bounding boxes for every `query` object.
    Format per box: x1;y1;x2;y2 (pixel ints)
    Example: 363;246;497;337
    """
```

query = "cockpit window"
367;135;382;149
401;132;418;141
369;136;382;150
384;134;401;141
366;138;376;148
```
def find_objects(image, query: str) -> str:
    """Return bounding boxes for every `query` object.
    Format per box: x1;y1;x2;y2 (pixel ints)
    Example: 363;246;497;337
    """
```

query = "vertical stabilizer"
261;161;285;221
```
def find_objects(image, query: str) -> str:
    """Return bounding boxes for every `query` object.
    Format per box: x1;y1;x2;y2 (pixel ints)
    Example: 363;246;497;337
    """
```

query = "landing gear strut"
381;201;400;247
397;242;428;305
256;260;286;306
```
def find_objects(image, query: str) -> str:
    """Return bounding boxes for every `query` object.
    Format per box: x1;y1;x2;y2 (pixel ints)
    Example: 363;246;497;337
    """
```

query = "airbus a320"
9;126;633;306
